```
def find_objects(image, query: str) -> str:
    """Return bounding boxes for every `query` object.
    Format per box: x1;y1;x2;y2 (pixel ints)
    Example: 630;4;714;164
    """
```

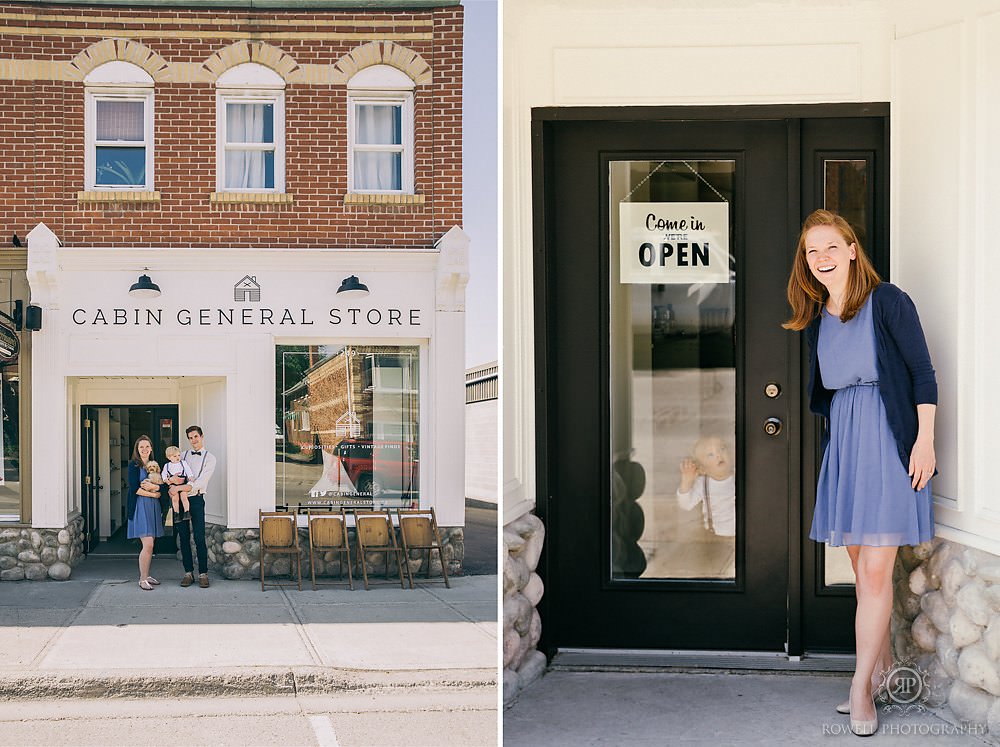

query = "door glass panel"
610;160;736;581
822;158;869;587
824;159;868;245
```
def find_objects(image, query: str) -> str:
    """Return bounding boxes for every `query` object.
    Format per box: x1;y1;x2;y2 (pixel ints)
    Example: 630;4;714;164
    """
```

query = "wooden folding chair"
259;510;302;591
396;507;451;588
354;509;407;590
307;509;353;590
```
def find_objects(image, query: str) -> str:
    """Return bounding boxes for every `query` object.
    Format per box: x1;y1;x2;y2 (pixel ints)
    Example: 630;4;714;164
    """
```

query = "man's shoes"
180;573;194;587
199;574;210;588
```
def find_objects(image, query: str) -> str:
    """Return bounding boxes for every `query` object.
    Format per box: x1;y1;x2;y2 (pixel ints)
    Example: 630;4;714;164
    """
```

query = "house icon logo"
234;275;261;302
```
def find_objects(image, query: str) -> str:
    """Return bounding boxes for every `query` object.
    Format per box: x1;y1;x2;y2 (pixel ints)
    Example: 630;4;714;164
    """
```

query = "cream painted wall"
466;398;498;503
504;0;1000;554
891;2;1000;553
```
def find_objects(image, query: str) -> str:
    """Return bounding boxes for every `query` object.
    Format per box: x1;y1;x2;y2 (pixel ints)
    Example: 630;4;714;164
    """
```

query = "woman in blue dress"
784;210;937;737
127;435;165;591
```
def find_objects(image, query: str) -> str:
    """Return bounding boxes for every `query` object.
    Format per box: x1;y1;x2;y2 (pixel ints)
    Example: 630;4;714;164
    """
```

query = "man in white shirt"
178;425;217;588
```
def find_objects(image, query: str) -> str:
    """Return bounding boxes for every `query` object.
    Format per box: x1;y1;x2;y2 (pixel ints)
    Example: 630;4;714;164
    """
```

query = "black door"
127;406;180;554
533;106;888;655
80;406;100;554
798;115;889;653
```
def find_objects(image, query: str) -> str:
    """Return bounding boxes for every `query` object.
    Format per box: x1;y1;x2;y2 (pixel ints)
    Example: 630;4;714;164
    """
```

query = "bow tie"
189;451;202;455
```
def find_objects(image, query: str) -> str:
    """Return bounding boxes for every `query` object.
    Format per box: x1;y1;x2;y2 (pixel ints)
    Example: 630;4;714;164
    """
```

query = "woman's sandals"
139;579;154;591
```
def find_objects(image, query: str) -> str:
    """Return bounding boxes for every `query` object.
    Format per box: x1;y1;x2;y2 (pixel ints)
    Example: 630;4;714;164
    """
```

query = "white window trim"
216;88;286;193
347;89;415;195
84;87;154;191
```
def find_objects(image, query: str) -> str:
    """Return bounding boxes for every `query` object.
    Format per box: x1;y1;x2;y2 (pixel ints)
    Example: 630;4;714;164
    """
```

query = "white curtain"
96;100;144;141
355;104;401;190
226;103;268;189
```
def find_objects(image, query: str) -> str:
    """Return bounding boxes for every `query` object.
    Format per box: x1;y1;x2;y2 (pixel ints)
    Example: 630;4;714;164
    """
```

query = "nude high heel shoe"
848;683;878;737
835;672;887;714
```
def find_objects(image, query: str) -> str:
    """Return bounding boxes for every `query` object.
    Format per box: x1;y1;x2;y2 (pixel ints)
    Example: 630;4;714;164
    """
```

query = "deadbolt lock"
765;383;781;399
764;417;783;437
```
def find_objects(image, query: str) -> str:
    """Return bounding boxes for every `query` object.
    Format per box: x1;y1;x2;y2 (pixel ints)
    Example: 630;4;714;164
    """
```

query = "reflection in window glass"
0;271;24;523
275;344;419;510
95;146;146;186
824;160;868;246
610;160;737;581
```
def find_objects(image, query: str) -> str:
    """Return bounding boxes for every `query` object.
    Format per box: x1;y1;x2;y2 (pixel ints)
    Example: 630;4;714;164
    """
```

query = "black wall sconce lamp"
336;275;370;299
0;300;42;360
129;269;161;299
24;303;41;331
8;300;41;332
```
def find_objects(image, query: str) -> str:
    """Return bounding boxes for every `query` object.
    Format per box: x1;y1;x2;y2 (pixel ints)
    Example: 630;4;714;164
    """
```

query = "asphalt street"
463;501;498;576
0;692;498;747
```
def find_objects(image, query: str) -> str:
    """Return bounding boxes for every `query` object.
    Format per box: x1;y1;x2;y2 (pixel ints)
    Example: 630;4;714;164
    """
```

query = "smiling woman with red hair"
785;209;938;736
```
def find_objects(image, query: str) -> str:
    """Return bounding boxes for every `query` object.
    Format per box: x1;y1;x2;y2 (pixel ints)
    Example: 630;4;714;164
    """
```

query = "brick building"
0;0;469;582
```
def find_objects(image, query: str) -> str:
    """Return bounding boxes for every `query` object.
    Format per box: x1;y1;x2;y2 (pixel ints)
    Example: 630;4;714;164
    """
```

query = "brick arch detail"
201;41;300;82
334;42;432;86
68;39;170;82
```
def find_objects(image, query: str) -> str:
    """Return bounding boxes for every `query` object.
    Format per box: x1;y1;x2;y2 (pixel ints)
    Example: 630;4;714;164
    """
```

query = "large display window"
276;344;420;510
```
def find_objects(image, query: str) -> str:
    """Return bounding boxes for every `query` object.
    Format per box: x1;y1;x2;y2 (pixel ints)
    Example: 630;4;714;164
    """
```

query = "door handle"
764;417;783;436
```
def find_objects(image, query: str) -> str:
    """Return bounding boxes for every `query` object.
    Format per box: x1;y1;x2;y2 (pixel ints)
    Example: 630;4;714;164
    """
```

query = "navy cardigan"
806;282;938;473
126;461;145;521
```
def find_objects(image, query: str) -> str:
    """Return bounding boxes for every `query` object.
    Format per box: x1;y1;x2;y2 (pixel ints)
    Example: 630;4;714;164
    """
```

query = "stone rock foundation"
503;512;545;708
0;517;464;582
0;516;85;581
895;537;1000;733
179;523;465;580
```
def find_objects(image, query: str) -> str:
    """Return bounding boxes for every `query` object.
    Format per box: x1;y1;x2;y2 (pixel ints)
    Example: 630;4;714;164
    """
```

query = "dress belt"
842;380;879;388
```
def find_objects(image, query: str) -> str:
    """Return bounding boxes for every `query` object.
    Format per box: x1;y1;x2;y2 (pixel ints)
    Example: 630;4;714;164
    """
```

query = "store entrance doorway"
80;404;180;556
533;105;888;656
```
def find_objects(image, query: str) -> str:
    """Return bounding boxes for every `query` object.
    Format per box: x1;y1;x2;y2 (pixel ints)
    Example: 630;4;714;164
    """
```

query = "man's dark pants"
177;494;208;575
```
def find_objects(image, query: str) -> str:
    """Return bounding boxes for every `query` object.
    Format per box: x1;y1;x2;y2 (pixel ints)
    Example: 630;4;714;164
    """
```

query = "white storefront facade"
6;222;468;581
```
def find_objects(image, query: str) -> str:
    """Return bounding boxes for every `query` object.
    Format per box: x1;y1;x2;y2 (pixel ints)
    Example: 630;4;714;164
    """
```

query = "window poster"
619;202;730;284
275;344;419;510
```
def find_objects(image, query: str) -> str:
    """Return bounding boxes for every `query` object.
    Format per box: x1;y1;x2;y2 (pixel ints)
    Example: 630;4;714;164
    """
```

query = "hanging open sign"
619;202;730;284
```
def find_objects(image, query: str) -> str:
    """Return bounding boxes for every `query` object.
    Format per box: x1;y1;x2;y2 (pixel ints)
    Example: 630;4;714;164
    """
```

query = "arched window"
216;63;286;193
84;61;154;191
347;65;415;194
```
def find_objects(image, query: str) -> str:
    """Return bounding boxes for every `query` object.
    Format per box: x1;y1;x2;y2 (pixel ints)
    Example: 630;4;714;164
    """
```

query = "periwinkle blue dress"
809;296;935;547
127;466;164;540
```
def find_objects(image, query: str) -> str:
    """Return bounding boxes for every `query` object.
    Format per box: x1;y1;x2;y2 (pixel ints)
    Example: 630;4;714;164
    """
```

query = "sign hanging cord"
621;160;729;203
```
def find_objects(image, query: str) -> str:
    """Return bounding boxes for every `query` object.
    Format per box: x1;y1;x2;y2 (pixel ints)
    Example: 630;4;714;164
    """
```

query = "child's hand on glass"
678;458;700;493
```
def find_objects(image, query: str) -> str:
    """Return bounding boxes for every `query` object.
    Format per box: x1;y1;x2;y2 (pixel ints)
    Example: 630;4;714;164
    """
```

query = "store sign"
70;306;423;328
68;273;426;328
619;202;729;284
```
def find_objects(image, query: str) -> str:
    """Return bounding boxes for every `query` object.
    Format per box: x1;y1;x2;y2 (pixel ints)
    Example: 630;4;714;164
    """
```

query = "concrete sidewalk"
0;558;497;699
504;671;993;745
